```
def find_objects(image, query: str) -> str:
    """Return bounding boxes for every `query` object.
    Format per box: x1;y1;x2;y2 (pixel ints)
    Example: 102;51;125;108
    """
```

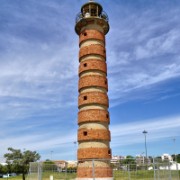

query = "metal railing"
75;11;109;23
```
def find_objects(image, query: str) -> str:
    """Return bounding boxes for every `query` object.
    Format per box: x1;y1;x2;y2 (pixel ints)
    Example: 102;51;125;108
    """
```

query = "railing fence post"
38;162;42;180
128;164;131;180
176;162;180;180
168;161;172;180
153;157;156;180
92;159;95;180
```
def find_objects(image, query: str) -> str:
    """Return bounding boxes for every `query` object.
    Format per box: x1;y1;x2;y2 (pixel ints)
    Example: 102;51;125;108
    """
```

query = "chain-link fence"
28;162;76;180
113;158;180;180
27;158;180;180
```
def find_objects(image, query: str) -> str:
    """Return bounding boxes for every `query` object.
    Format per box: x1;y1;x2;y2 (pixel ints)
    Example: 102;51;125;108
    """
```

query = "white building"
161;154;173;161
66;160;77;168
159;162;180;170
111;155;125;164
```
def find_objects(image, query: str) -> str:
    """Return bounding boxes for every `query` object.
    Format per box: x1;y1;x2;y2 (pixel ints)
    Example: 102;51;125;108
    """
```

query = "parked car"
3;174;9;178
2;173;16;178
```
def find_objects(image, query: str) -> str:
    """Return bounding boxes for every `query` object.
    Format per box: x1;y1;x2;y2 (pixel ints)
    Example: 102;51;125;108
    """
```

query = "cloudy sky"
0;0;180;161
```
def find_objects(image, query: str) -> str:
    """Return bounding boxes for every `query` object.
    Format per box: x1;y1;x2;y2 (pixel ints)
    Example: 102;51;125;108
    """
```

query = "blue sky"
0;0;180;161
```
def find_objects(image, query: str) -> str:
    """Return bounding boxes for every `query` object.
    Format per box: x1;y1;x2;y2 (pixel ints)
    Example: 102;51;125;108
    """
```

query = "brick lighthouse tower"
75;0;112;179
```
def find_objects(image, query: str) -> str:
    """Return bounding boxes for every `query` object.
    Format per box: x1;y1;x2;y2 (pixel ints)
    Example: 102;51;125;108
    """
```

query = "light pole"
142;130;148;162
50;151;53;161
172;138;177;162
74;141;77;160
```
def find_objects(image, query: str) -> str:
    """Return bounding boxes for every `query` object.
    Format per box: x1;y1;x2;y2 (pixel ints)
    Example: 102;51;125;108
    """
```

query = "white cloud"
0;0;180;161
1;114;179;160
111;115;180;147
107;5;180;105
135;29;180;60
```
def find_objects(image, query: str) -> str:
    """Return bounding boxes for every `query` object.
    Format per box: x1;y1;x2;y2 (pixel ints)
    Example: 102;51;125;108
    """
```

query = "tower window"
84;32;87;36
83;131;87;136
79;160;84;163
91;9;97;16
108;149;111;155
83;96;87;100
105;80;107;85
106;114;109;119
83;63;87;67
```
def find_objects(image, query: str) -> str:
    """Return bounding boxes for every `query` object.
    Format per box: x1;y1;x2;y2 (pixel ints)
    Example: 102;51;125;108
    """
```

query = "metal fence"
27;158;180;180
113;160;180;180
27;162;76;180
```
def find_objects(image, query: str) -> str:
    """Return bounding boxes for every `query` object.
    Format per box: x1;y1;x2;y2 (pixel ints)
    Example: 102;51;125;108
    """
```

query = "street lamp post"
74;141;77;160
50;151;53;161
142;130;148;163
172;138;177;162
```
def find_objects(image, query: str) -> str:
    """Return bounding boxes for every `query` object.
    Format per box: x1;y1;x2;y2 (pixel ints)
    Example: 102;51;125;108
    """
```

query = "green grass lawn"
42;172;76;180
1;176;23;180
6;170;180;180
114;170;180;180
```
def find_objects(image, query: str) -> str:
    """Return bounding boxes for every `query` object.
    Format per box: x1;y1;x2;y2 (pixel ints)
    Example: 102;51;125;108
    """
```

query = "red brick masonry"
79;75;108;92
79;59;107;75
79;44;106;60
78;92;109;108
79;29;105;45
77;167;113;178
78;109;110;124
78;147;111;159
78;128;111;141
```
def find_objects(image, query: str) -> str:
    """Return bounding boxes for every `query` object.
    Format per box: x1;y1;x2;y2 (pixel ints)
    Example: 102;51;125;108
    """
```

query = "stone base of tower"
76;178;113;180
77;166;113;180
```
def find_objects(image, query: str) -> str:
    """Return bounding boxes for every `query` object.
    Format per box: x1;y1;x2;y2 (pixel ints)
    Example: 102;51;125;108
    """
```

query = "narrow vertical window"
83;131;87;136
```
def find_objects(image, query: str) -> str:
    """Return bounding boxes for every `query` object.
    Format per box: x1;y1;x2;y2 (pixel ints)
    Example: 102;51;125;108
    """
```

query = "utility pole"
142;130;148;164
172;138;177;162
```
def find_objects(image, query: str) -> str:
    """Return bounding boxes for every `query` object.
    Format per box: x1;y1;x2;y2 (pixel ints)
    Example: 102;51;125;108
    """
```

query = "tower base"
76;178;113;180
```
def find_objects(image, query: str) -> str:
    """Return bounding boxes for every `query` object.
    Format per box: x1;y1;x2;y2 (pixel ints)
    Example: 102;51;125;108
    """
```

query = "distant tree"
154;156;163;163
122;155;136;170
67;167;77;173
0;164;2;173
43;159;55;164
177;154;180;163
172;154;180;163
172;154;175;161
148;156;153;163
43;160;56;171
123;155;135;164
0;164;8;174
4;147;40;180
